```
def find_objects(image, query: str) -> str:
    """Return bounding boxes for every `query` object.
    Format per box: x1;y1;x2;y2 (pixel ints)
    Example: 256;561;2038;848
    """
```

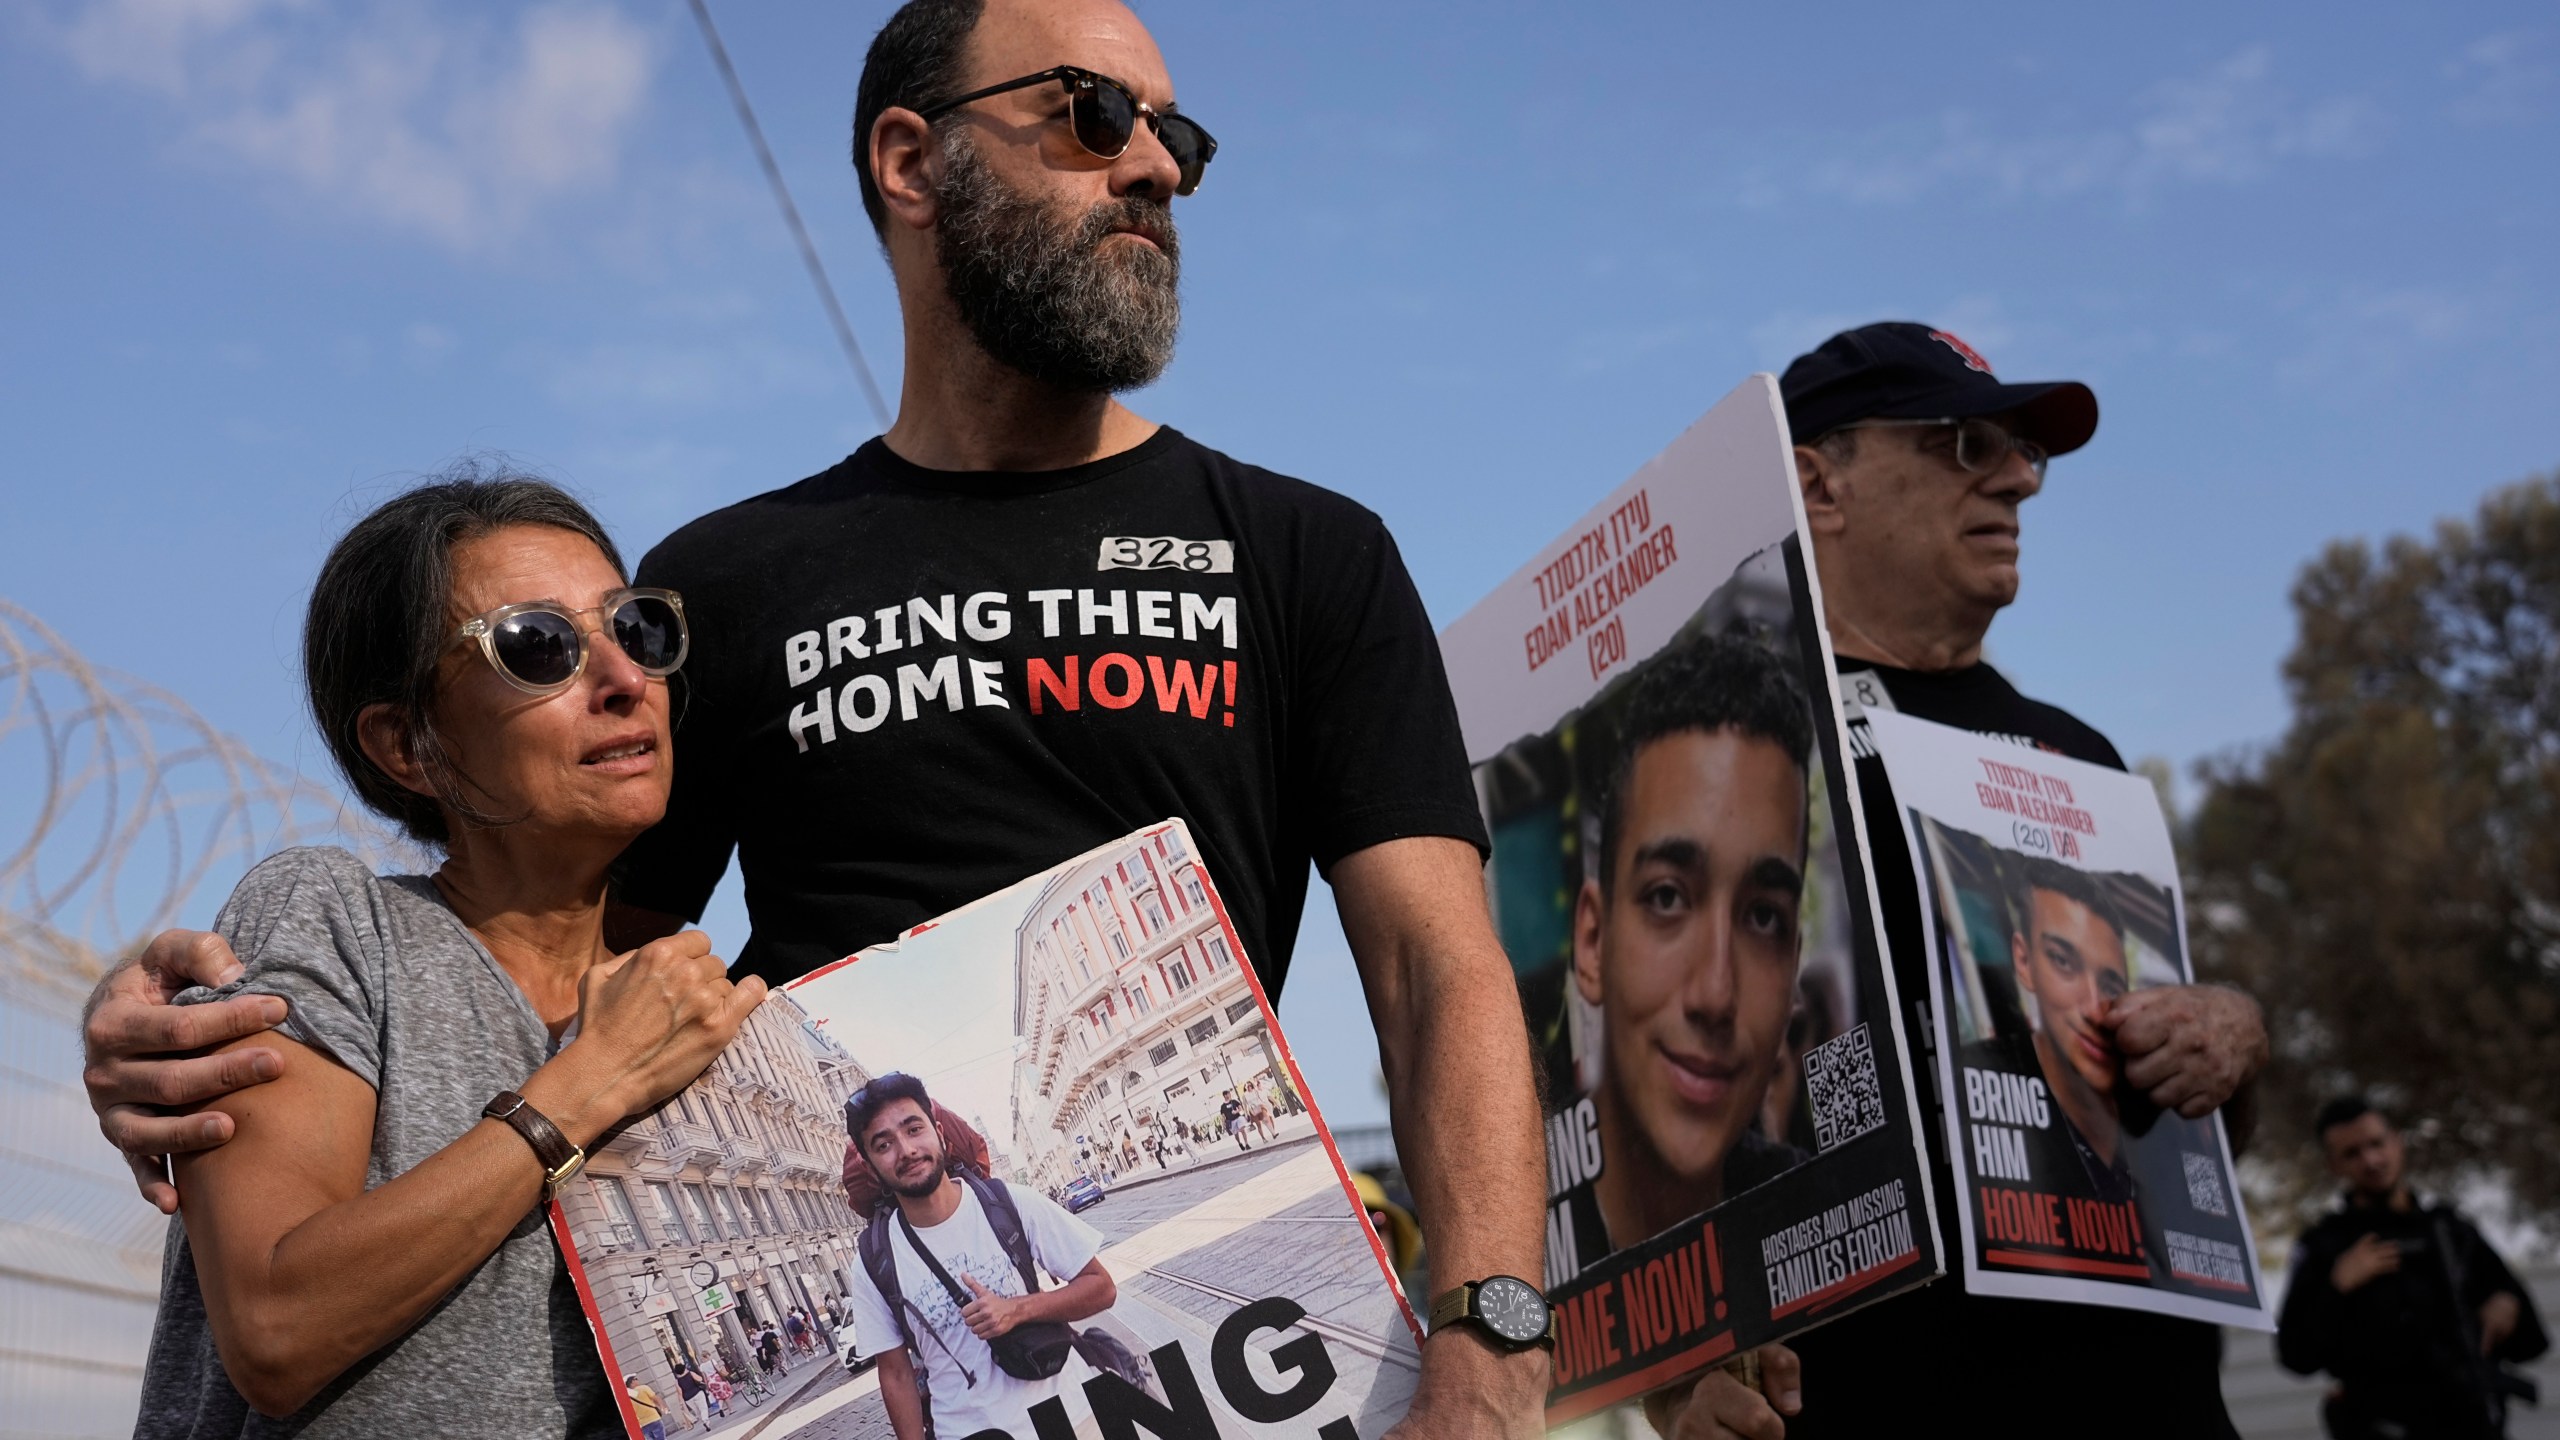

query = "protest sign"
1862;707;2272;1329
1440;375;1942;1423
550;820;1419;1439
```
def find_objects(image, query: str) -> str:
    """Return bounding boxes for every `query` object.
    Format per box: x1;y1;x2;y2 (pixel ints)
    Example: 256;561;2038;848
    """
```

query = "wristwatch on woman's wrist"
1427;1275;1556;1352
483;1090;586;1198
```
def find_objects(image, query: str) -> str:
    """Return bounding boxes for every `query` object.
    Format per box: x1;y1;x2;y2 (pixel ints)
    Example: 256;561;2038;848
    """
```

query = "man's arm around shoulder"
81;930;291;1211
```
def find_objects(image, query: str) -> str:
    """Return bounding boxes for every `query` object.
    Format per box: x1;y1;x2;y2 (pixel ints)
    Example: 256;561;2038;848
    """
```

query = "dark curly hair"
846;1071;933;1149
1595;633;1813;893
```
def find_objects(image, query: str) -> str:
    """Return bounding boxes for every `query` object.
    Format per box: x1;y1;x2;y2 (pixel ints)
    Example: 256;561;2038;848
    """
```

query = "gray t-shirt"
136;846;617;1438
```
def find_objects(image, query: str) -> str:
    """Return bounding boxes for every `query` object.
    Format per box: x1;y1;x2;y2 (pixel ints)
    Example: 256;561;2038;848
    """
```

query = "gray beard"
933;132;1181;393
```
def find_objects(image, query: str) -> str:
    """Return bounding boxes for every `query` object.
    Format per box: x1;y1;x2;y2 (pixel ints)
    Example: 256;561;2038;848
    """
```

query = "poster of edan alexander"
1863;707;2271;1329
1439;374;1944;1424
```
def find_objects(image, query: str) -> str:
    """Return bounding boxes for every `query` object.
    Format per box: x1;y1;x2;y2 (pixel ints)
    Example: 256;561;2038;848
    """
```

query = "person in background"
626;1375;669;1440
671;1354;711;1430
122;474;758;1438
1751;322;2272;1440
2279;1097;2548;1440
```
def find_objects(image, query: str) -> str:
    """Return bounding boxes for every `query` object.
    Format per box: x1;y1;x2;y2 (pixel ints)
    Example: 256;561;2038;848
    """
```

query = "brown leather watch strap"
483;1090;581;1189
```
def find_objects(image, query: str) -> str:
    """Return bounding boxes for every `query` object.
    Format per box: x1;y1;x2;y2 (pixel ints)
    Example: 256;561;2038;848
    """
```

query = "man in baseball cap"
1782;320;2098;461
1767;322;2267;1439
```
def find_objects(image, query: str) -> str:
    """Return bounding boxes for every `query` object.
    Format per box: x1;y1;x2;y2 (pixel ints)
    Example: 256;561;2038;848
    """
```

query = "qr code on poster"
1805;1023;1887;1152
2182;1151;2231;1217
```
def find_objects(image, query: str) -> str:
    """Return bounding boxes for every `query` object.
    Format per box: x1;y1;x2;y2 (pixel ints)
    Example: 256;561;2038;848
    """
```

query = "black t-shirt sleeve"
614;535;744;921
1284;507;1488;873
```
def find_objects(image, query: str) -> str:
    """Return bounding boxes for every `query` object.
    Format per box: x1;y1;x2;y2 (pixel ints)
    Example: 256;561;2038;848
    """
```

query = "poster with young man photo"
1862;707;2271;1329
1438;376;1943;1429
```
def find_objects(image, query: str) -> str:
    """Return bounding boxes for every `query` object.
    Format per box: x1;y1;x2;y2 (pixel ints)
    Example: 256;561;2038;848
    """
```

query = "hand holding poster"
1440;375;1942;1424
549;822;1420;1439
1862;708;2272;1328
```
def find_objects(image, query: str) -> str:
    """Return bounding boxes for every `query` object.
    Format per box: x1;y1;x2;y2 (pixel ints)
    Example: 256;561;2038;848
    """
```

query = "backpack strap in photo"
958;1169;1046;1297
857;1218;906;1337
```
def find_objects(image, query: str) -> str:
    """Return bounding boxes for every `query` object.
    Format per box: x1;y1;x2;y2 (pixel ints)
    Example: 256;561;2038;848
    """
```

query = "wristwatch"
484;1090;587;1199
1427;1275;1555;1352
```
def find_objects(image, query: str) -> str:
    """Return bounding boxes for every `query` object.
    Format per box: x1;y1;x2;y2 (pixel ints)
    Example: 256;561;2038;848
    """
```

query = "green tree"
2189;473;2560;1232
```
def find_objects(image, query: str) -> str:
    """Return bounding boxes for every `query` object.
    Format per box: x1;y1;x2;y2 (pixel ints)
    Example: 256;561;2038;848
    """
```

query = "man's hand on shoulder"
81;929;288;1212
1386;1330;1550;1440
2098;982;2268;1118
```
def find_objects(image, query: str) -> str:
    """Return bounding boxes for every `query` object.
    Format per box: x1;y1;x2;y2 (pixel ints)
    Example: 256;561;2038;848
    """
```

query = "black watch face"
1476;1275;1549;1344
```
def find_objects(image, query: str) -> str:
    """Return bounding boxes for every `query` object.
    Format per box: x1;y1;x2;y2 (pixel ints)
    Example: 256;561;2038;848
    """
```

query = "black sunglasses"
920;65;1217;196
451;588;688;695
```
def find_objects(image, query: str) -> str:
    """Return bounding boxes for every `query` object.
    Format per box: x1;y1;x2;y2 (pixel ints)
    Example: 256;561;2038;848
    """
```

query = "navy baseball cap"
1780;322;2098;456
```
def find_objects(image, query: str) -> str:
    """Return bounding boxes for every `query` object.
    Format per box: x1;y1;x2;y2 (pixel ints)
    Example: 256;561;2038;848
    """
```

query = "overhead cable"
686;0;895;430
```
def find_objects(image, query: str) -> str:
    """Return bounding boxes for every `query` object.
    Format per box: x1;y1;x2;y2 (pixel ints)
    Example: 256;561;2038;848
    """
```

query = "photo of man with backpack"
842;1073;1130;1439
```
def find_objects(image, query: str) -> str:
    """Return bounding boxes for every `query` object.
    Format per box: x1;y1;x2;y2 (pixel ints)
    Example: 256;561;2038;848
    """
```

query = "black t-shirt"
618;426;1488;991
1785;660;2239;1440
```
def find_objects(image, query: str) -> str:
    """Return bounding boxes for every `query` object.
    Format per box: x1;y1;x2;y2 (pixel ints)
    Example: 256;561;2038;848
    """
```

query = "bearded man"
79;2;1550;1435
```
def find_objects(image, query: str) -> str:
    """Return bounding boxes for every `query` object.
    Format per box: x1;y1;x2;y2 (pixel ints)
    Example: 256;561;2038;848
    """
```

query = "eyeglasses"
1834;417;2049;482
452;588;688;696
919;65;1218;196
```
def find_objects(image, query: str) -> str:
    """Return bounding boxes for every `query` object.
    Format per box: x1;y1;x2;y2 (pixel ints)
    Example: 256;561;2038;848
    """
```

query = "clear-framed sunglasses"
452;588;688;696
1834;416;2049;482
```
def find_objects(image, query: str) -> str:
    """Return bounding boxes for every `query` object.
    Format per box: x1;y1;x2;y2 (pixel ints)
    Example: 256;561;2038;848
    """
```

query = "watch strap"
483;1090;585;1195
1426;1281;1477;1334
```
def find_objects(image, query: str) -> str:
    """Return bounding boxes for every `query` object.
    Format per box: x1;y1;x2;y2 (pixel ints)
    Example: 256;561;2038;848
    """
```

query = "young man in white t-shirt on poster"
845;1073;1116;1439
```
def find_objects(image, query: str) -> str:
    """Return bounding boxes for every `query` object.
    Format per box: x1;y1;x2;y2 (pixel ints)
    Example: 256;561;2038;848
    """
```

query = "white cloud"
2446;31;2552;126
2123;47;2373;190
48;0;657;252
2272;285;2484;391
1762;46;2376;212
403;321;457;364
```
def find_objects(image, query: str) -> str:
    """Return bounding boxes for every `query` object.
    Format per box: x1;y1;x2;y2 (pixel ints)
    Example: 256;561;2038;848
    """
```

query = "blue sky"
7;0;2555;1124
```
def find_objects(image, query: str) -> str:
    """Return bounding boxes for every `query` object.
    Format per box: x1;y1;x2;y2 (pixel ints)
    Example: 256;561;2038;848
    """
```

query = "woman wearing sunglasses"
137;471;765;1438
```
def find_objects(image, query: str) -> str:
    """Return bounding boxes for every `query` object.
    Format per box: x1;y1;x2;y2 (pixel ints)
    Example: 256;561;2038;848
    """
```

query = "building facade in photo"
555;989;875;1418
1009;825;1296;1193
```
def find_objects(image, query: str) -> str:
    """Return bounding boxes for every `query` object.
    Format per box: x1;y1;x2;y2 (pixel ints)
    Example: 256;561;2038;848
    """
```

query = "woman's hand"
526;931;766;1145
